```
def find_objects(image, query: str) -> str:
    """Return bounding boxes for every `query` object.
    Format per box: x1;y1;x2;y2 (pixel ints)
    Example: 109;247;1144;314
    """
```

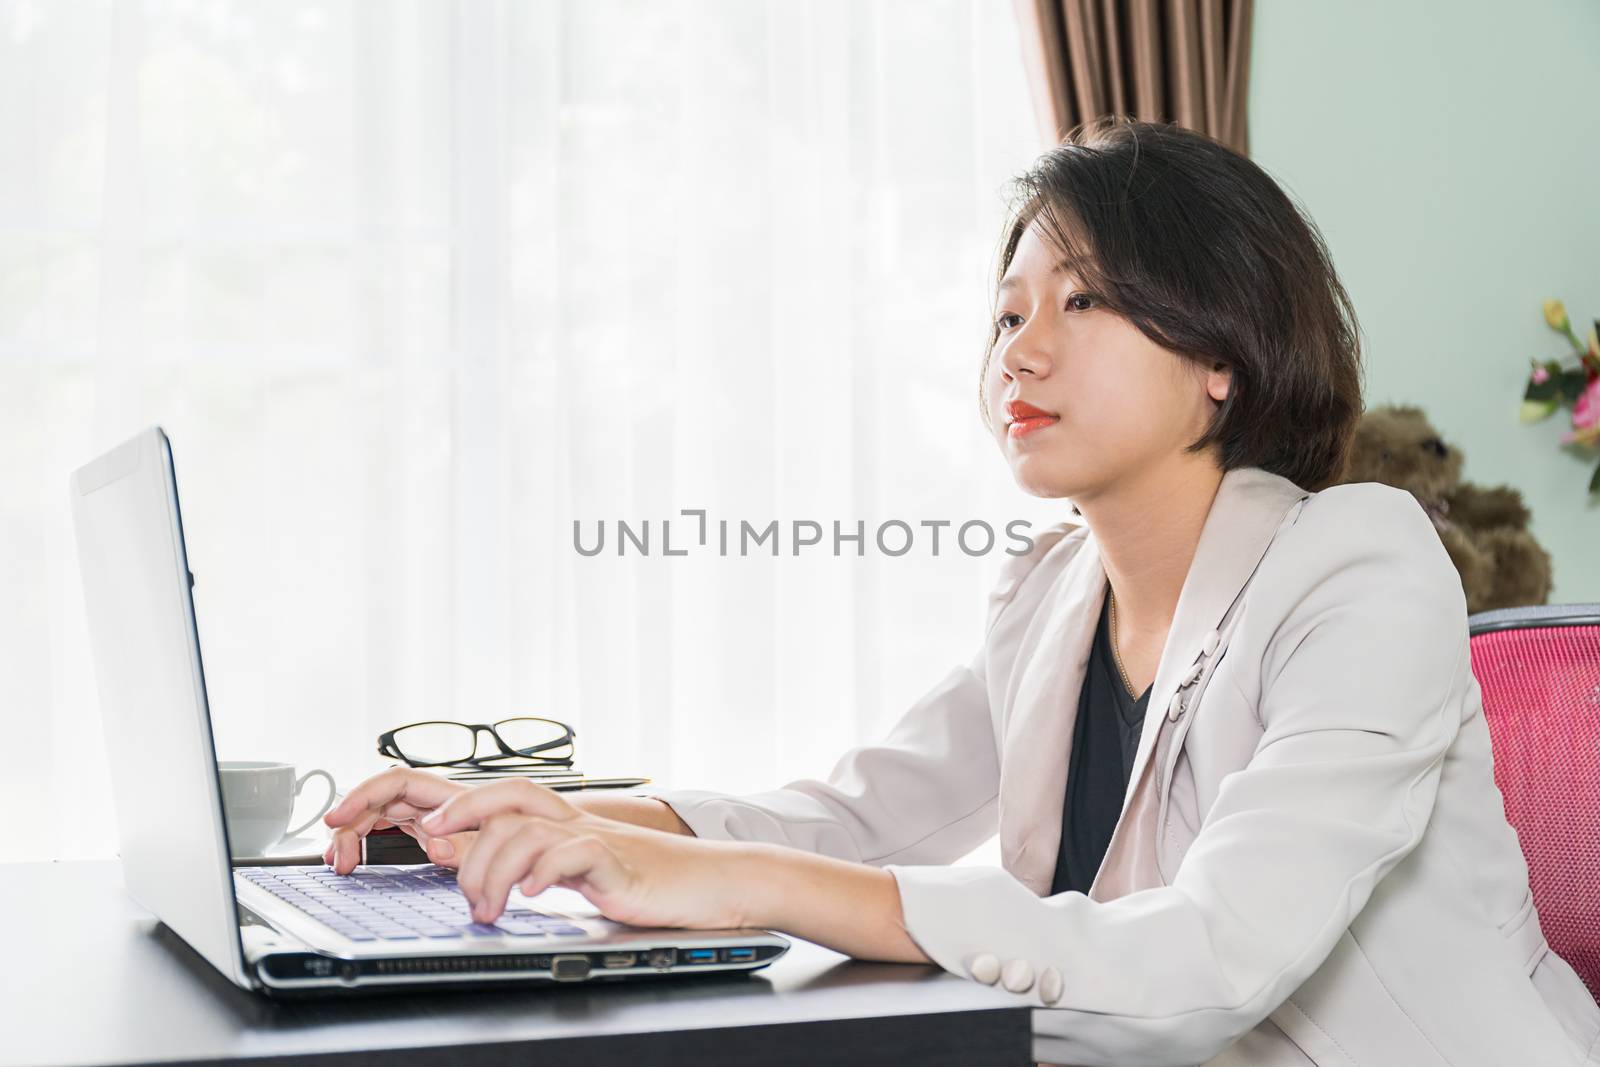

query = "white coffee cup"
219;761;337;857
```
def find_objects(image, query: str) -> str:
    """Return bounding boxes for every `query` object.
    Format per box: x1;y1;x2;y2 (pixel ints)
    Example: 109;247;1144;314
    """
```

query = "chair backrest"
1468;604;1600;1003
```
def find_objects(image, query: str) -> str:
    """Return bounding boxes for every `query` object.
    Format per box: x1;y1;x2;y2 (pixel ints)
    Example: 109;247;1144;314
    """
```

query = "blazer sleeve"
886;485;1471;1066
649;523;1077;867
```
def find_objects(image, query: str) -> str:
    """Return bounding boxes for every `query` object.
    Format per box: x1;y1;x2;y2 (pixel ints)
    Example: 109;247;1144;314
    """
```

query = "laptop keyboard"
237;865;590;943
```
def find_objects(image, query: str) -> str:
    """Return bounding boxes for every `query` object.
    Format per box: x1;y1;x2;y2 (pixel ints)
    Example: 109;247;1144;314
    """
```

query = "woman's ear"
1205;362;1231;403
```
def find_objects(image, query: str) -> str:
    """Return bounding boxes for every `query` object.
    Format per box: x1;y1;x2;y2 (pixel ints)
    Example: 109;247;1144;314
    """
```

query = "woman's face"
983;218;1230;502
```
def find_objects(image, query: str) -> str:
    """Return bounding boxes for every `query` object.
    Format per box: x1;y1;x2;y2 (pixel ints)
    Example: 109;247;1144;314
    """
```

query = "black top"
1049;591;1151;896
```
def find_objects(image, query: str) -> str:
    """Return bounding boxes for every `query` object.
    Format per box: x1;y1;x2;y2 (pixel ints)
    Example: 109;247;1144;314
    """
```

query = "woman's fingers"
327;808;392;874
454;812;536;908
371;801;428;824
419;779;573;837
328;821;476;873
323;768;463;830
423;829;478;870
319;769;467;875
472;820;567;923
319;774;578;894
520;835;617;903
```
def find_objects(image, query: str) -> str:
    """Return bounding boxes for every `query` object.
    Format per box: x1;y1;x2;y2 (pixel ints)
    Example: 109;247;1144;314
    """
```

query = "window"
0;0;1053;861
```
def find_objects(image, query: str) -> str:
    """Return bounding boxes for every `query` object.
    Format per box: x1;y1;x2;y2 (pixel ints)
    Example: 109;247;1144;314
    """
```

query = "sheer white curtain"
1;0;1058;862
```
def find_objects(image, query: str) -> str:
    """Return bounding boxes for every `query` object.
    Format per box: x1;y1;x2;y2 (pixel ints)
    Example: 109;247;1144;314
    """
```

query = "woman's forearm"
567;793;695;835
736;842;932;964
570;793;930;964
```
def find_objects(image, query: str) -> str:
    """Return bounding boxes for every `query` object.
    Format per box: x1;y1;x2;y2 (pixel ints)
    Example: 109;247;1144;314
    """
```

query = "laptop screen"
70;427;250;987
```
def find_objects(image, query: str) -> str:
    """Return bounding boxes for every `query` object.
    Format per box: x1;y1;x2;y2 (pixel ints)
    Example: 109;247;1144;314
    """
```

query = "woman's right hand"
322;768;478;875
321;768;696;876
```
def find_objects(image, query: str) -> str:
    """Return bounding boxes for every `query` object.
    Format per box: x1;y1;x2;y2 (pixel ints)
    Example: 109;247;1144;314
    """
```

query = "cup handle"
285;769;338;840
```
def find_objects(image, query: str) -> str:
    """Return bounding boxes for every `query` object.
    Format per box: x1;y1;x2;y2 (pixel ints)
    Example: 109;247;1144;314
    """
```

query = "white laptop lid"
70;427;249;988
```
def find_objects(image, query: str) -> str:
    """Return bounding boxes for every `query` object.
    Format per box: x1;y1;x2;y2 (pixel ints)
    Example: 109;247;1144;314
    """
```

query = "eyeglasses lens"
390;721;478;765
494;717;572;757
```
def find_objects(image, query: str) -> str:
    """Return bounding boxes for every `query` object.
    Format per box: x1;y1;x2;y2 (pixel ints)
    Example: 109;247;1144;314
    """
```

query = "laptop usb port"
601;952;637;969
684;948;717;964
723;947;757;963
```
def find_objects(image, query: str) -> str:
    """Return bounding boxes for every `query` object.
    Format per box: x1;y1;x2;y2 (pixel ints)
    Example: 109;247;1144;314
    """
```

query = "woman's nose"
996;335;1050;381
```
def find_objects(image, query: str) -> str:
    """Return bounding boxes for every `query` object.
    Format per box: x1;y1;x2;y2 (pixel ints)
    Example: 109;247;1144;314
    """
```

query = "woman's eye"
996;294;1095;329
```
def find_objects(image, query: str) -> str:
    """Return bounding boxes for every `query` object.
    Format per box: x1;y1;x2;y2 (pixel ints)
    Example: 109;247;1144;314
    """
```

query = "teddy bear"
1338;404;1552;615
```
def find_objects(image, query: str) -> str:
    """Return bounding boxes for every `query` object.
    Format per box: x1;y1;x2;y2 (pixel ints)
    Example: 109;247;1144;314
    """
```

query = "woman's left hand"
417;780;759;930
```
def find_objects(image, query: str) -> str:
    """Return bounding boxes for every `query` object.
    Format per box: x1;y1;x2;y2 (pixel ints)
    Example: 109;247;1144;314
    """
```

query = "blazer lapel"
996;466;1311;896
1116;467;1311;822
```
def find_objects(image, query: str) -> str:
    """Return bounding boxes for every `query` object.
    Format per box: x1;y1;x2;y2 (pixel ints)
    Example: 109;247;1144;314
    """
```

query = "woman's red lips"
1004;398;1059;439
1004;398;1054;421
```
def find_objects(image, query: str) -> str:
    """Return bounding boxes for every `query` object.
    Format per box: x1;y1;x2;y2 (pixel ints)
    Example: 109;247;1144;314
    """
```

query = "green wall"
1249;0;1600;602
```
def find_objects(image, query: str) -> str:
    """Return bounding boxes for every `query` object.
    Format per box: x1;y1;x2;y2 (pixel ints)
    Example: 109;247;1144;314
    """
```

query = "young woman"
324;120;1600;1066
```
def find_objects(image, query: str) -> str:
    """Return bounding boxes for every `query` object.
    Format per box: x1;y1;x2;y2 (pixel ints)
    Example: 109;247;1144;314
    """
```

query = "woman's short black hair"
978;117;1364;492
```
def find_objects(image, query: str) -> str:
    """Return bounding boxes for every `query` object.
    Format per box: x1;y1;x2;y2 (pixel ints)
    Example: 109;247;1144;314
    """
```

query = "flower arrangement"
1521;299;1600;493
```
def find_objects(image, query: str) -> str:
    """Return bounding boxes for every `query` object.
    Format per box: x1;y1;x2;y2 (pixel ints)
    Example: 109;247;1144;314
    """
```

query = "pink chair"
1468;604;1600;1003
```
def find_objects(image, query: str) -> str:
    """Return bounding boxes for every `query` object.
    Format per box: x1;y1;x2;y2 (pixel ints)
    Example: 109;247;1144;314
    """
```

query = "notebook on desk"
70;426;787;995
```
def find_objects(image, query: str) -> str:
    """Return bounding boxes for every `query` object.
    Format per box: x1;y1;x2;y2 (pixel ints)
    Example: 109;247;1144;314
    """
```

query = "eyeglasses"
377;717;576;769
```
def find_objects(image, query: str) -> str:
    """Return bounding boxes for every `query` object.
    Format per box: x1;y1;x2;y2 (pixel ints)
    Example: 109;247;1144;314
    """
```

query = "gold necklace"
1107;587;1139;699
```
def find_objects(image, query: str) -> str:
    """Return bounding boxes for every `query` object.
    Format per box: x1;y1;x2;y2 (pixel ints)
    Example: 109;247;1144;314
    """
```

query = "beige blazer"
654;466;1600;1066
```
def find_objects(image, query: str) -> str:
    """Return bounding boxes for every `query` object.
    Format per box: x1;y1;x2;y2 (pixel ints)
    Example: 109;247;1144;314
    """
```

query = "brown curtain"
1012;0;1254;152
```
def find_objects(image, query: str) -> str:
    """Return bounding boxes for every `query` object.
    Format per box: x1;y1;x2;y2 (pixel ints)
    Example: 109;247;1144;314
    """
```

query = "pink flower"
1531;364;1551;385
1562;378;1600;445
1574;377;1600;431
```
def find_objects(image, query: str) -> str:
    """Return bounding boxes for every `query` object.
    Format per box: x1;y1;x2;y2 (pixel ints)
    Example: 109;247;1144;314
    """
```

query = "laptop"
69;426;788;995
